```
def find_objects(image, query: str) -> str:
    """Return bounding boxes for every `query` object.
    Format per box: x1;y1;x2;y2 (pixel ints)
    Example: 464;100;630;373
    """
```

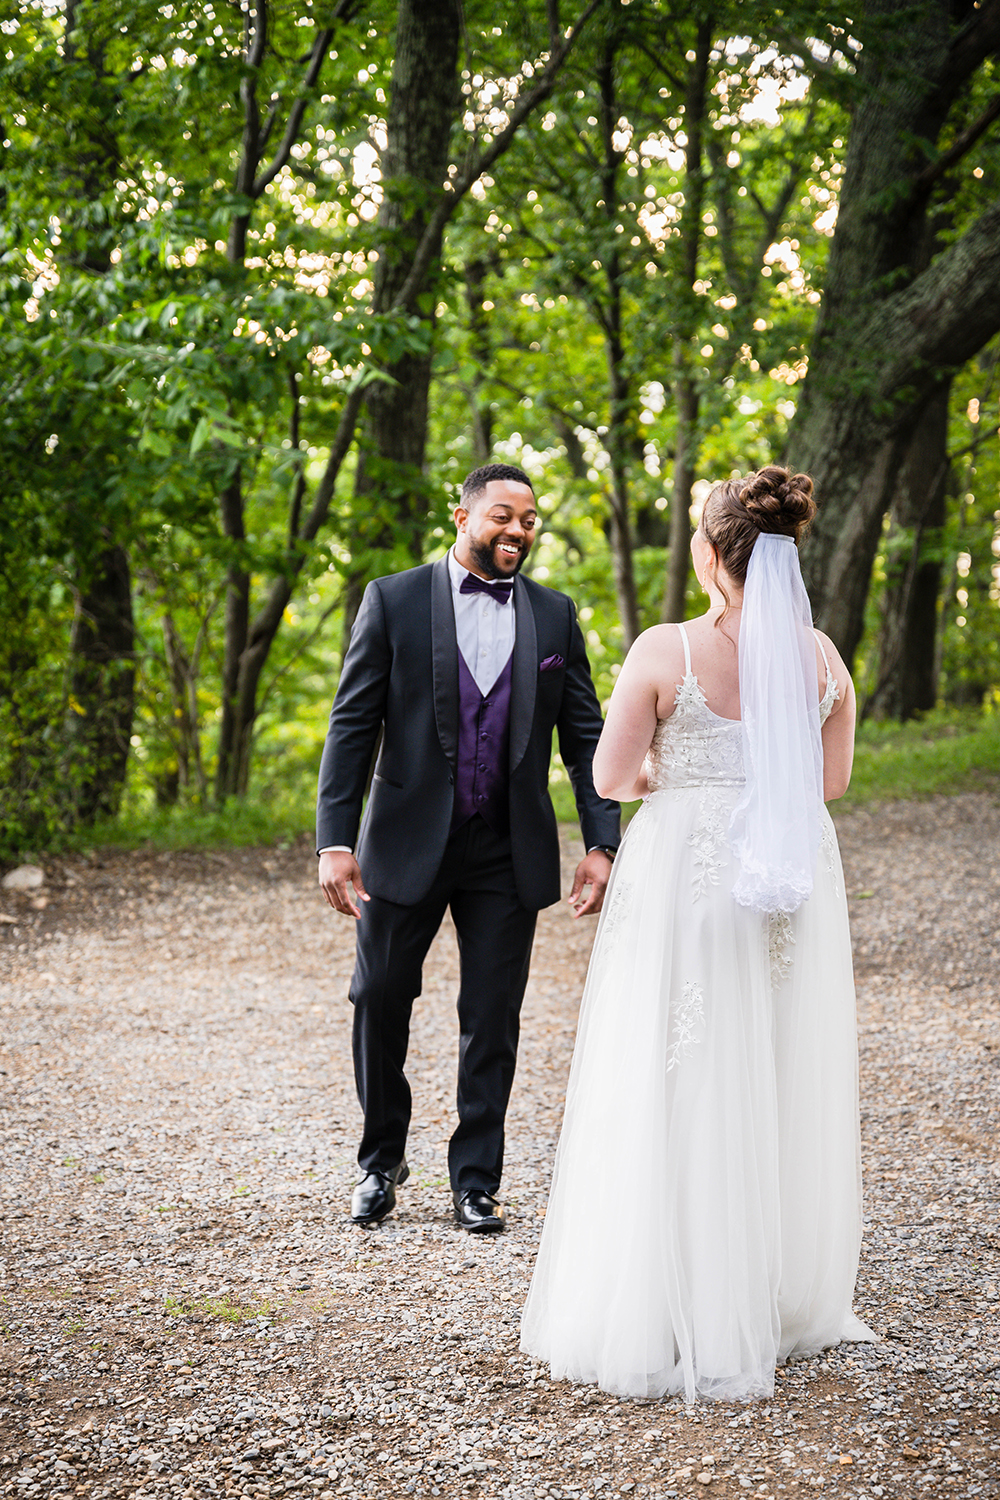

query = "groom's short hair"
461;463;534;511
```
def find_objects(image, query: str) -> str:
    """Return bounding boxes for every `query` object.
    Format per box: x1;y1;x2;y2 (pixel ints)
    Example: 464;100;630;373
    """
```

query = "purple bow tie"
460;573;513;604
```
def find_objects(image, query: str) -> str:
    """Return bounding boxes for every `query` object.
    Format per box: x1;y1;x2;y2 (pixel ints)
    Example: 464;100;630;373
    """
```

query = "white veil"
729;533;823;914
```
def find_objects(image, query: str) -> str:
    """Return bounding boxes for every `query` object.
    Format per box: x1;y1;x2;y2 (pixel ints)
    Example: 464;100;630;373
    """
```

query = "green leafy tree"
789;0;1000;664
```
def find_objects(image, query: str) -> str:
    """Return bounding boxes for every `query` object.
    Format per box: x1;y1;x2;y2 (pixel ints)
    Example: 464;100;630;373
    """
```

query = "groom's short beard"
468;534;526;579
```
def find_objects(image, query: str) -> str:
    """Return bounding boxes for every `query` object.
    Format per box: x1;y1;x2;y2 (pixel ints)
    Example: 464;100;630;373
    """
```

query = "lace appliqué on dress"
819;667;840;724
687;790;729;900
768;910;795;985
666;981;705;1072
591;866;637;984
819;819;841;897
672;673;707;723
600;878;633;948
646;675;745;794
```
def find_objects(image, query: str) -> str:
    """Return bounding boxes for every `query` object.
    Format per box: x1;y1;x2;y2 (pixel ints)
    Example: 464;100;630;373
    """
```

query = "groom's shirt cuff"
318;845;352;854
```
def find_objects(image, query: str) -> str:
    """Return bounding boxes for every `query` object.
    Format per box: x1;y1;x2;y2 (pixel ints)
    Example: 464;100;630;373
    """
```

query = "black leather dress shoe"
351;1161;409;1225
453;1189;505;1233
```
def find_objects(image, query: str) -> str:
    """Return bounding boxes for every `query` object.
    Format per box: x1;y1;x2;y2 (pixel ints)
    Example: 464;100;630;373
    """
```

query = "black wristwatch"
591;846;617;862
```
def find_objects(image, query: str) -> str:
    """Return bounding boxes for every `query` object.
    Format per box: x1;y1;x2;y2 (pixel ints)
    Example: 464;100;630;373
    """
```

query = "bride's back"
593;467;855;807
656;613;832;724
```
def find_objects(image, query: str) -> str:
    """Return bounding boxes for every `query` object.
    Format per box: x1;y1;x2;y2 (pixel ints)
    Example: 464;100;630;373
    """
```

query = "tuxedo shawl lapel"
509;574;537;774
430;554;459;767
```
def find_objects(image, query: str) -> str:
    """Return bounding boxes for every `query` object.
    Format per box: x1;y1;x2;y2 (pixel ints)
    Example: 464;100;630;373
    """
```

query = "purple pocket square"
539;654;565;672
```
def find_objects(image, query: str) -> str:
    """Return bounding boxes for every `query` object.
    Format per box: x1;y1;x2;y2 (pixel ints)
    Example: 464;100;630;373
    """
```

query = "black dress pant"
349;816;537;1195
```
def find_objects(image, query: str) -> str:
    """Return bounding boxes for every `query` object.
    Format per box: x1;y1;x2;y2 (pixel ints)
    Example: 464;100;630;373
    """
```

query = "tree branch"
484;367;600;434
241;0;600;658
257;96;282;157
676;19;713;290
253;2;362;196
762;114;817;242
246;0;268;71
874;194;1000;413
908;92;1000;202
62;0;80;60
389;0;604;315
257;592;342;719
287;367;307;545
246;380;367;650
631;38;684;95
234;0;268;203
933;0;1000;109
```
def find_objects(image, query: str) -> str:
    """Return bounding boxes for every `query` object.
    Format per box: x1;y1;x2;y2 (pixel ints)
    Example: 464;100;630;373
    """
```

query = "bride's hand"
567;849;614;918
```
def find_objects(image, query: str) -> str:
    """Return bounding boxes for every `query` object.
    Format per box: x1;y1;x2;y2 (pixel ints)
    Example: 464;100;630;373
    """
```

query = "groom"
316;462;620;1232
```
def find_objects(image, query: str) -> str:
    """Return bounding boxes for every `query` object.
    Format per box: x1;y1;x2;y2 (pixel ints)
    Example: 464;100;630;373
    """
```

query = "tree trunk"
213;4;266;801
805;433;904;664
215;469;251;801
162;612;209;804
465;258;495;463
663;373;699;622
791;0;1000;658
67;545;135;822
598;5;641;648
866;385;951;719
606;425;641;646
228;0;595;674
344;0;462;652
662;18;712;625
56;6;135;818
212;0;344;798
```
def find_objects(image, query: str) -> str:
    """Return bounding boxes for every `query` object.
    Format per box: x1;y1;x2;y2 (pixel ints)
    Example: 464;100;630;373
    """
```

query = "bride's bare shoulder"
813;627;848;675
812;627;854;712
634;621;684;647
625;622;686;670
615;624;692;721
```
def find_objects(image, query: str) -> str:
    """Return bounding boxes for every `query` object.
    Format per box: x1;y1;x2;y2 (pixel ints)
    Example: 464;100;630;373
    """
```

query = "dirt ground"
1;792;1000;1500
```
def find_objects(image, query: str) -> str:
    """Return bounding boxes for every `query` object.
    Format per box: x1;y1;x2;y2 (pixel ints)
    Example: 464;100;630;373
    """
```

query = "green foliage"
551;707;1000;826
852;342;1000;714
842;708;1000;807
1;1;998;858
89;792;314;854
938;351;1000;707
0;589;78;857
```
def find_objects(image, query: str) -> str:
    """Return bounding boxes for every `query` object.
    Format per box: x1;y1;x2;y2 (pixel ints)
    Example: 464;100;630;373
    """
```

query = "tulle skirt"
520;785;876;1402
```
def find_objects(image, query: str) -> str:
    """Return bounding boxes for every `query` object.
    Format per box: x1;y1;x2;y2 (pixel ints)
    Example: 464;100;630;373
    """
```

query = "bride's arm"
592;630;667;801
818;631;856;800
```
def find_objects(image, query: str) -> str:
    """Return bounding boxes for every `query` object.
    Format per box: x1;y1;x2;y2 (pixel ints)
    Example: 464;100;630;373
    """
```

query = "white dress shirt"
447;545;516;695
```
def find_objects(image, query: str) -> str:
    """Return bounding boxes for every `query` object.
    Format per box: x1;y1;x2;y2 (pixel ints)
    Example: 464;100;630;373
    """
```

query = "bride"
520;466;875;1402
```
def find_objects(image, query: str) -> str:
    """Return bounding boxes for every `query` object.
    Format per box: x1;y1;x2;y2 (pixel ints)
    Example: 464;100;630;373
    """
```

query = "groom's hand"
319;850;370;919
567;849;613;919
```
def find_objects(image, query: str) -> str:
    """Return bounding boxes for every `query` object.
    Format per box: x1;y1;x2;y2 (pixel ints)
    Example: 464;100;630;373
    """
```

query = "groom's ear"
453;503;470;533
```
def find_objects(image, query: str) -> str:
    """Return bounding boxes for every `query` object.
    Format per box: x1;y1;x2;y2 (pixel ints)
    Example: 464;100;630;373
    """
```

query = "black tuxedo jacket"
316;555;620;911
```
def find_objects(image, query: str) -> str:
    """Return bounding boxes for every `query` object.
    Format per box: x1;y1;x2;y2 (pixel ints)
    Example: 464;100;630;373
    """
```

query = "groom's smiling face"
454;480;538;581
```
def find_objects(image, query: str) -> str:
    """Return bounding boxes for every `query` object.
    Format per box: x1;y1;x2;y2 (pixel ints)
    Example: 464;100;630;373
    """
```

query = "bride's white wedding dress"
521;623;875;1402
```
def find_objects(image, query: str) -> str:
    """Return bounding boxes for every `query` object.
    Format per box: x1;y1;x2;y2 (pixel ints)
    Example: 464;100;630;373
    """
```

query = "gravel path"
1;792;999;1500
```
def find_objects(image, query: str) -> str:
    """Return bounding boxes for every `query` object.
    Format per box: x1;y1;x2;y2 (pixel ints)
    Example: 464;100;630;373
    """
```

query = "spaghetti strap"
677;621;692;677
813;628;832;690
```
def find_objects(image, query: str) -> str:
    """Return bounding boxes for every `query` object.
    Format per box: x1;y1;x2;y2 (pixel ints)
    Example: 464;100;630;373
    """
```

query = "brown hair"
700;465;816;620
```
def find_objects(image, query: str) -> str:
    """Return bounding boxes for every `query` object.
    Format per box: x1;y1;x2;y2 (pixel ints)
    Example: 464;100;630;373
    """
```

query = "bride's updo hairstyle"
700;465;816;619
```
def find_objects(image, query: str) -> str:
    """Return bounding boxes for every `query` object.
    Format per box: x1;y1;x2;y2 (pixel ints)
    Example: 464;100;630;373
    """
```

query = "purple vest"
451;650;513;836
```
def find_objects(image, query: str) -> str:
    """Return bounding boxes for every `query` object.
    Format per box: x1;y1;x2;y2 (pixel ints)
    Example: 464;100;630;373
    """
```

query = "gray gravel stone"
1;800;999;1497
